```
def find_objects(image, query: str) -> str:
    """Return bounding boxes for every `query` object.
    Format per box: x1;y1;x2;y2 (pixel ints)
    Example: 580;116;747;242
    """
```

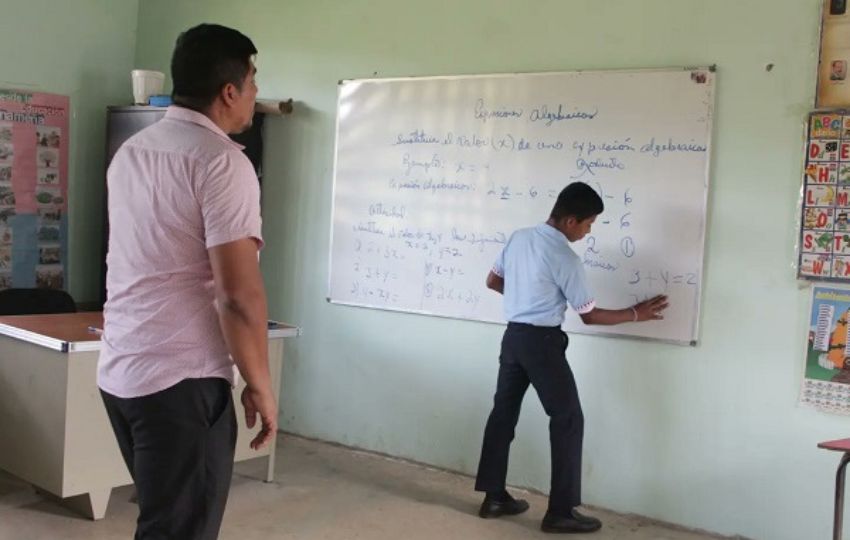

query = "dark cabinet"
98;106;265;307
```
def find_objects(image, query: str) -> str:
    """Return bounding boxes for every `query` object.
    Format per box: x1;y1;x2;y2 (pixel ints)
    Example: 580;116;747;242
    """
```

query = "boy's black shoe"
478;491;530;518
541;508;602;533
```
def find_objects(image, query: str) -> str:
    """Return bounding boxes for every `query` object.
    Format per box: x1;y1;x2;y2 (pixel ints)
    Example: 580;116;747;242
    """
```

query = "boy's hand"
633;295;668;321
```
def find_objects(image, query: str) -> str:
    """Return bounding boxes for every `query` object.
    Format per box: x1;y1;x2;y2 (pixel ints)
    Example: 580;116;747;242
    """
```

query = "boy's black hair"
171;24;257;111
550;182;604;221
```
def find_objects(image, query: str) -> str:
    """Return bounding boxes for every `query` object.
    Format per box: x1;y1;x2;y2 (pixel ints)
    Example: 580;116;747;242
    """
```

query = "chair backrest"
0;288;77;315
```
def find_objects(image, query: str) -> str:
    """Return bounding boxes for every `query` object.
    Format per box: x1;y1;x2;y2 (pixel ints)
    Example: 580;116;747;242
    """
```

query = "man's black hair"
171;23;257;111
550;182;604;221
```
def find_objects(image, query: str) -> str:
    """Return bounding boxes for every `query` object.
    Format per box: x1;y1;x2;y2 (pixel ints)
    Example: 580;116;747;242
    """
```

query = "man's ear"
220;82;238;106
563;216;577;228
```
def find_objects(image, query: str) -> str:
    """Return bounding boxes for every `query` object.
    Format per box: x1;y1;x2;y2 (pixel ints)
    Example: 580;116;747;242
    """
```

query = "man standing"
474;182;668;534
98;24;277;539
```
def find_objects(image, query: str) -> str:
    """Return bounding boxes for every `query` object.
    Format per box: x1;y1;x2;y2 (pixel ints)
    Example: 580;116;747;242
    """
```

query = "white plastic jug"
131;70;165;105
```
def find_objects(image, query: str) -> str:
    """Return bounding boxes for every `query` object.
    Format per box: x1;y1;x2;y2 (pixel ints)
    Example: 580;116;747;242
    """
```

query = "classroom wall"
136;1;841;538
0;0;139;304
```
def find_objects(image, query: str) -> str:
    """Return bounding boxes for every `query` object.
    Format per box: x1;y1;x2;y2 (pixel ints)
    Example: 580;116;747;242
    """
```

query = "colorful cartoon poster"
801;286;850;415
798;111;850;281
0;89;68;291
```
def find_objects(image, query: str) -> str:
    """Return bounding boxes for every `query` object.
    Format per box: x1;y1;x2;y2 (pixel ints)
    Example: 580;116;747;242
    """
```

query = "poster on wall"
0;89;68;291
796;111;850;281
800;285;850;415
818;0;850;107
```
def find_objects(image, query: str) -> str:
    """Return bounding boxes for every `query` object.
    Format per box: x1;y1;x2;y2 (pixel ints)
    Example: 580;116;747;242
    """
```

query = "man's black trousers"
101;377;237;540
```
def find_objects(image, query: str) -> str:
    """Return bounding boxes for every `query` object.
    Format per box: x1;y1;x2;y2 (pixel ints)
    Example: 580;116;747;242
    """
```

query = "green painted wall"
135;1;842;538
0;0;139;303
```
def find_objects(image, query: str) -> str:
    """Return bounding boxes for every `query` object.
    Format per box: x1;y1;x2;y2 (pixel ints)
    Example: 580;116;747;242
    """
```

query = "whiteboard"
328;68;714;345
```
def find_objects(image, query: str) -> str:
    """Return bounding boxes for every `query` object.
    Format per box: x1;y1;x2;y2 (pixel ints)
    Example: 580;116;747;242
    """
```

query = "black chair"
0;288;77;315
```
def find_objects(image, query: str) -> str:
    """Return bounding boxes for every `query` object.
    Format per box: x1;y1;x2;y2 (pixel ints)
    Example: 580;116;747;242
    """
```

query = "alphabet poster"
798;111;850;281
801;285;850;415
0;89;68;290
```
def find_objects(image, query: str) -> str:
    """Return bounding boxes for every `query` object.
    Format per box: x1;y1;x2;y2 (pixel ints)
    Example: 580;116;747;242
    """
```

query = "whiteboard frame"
327;66;716;346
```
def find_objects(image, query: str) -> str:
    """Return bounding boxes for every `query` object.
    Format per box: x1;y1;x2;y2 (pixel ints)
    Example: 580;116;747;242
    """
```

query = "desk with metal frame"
0;312;299;519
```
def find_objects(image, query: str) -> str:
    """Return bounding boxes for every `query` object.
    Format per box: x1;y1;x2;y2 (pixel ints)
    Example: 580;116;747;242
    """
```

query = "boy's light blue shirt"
493;223;595;327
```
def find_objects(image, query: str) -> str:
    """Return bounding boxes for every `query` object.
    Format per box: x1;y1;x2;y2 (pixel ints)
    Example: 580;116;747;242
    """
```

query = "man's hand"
241;385;278;450
633;295;669;321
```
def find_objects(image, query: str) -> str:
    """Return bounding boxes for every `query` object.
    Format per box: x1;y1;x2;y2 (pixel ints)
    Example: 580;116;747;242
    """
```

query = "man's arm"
486;270;504;294
579;294;668;326
208;238;277;450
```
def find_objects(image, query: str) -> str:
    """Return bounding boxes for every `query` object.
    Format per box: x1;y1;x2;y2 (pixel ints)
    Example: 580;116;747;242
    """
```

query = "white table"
0;312;298;519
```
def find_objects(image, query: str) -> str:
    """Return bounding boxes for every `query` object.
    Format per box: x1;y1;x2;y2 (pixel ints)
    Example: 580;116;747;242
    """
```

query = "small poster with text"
800;285;850;415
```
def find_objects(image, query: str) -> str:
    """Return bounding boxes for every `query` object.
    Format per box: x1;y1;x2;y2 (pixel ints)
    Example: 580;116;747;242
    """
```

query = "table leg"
265;434;277;483
835;452;850;540
264;338;283;484
39;488;112;520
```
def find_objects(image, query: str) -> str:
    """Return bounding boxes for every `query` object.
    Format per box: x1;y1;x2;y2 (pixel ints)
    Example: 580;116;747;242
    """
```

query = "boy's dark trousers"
475;322;584;514
100;377;237;540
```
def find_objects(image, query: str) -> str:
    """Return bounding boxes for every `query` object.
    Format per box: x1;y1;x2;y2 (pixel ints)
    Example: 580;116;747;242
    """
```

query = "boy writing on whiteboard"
474;181;668;534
